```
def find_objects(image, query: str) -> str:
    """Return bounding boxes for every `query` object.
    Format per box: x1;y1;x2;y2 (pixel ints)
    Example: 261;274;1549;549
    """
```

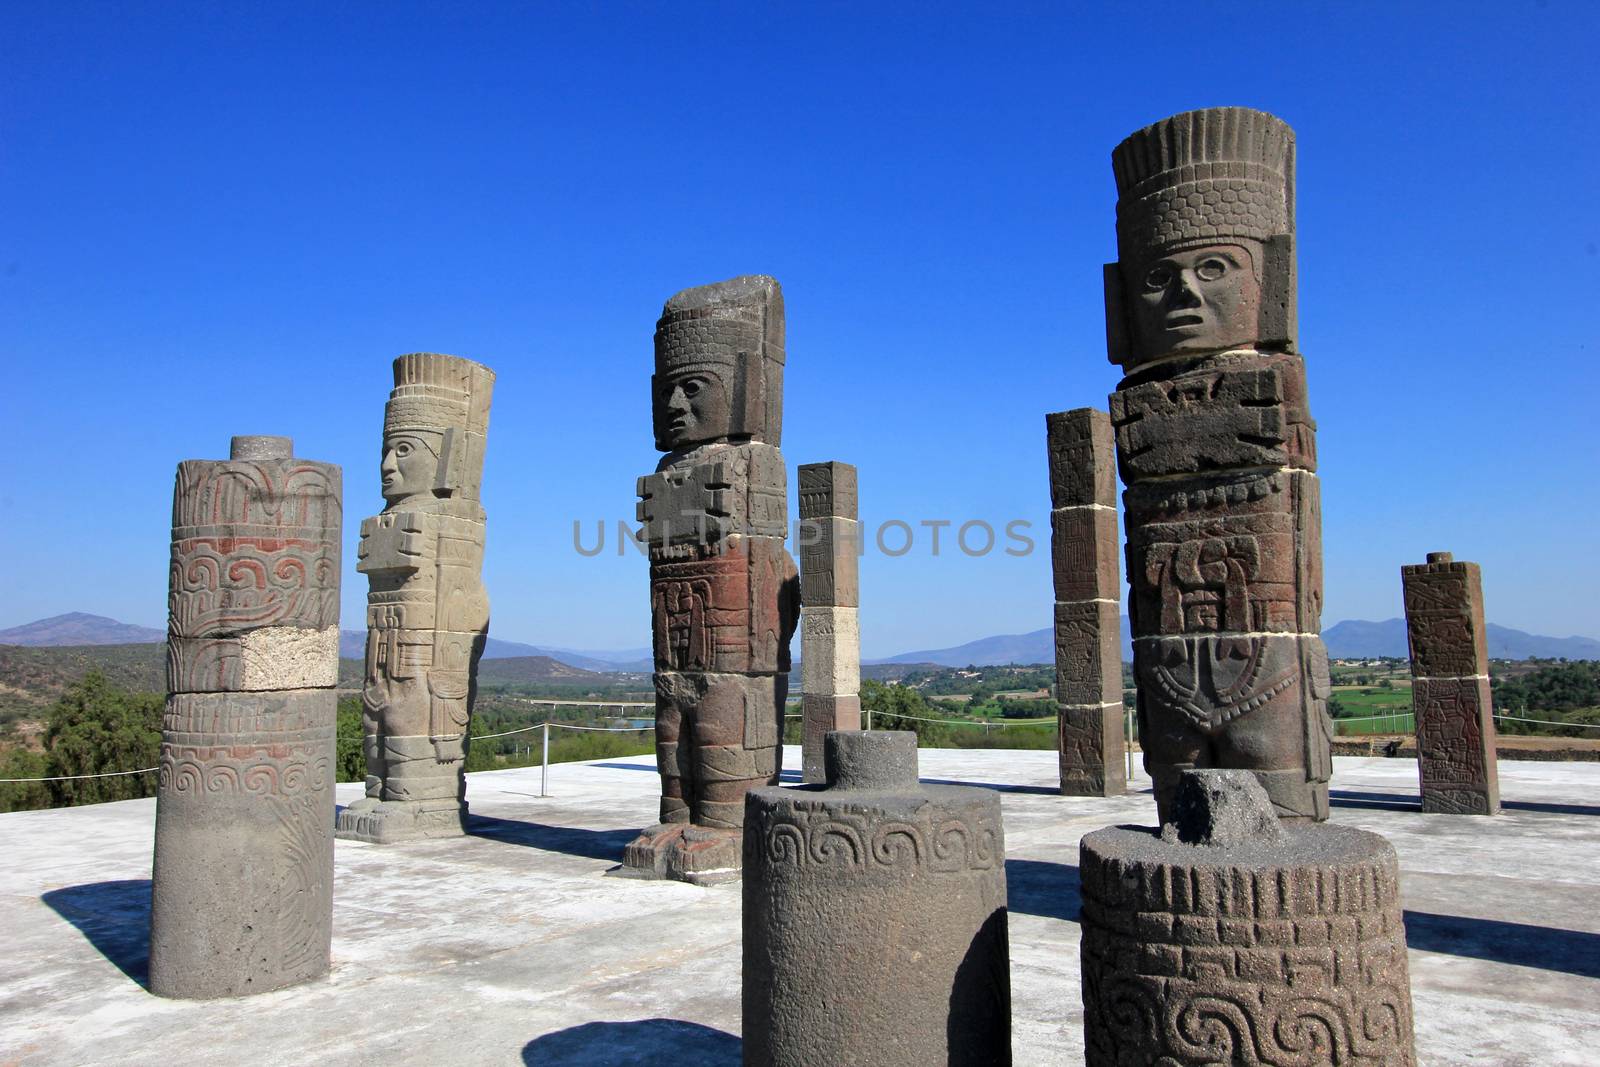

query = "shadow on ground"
1005;858;1080;922
1330;789;1600;817
1404;911;1600;979
468;815;637;862
523;1019;739;1066
40;879;151;989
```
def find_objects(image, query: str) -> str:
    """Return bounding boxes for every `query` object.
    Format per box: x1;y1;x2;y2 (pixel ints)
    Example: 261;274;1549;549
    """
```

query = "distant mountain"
475;656;621;685
1322;618;1600;661
0;613;164;647
869;620;1135;668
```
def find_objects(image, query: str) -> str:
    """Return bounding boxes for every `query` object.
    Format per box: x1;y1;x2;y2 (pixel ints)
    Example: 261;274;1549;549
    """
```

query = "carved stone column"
1103;107;1332;822
744;731;1011;1066
1046;408;1125;796
1079;770;1416;1066
1402;552;1499;814
799;461;861;784
621;275;800;885
151;435;340;998
336;353;494;844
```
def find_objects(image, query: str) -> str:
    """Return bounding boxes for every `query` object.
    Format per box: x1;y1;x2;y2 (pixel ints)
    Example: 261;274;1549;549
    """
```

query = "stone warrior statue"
1104;107;1332;821
621;274;800;884
336;353;494;844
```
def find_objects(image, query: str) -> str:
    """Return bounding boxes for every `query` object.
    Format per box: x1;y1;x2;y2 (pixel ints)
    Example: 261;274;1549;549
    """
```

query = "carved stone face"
1127;242;1262;361
380;431;441;505
656;371;731;449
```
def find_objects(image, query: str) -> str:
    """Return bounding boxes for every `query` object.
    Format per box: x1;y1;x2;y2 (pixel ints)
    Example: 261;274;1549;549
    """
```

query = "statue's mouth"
1165;313;1205;329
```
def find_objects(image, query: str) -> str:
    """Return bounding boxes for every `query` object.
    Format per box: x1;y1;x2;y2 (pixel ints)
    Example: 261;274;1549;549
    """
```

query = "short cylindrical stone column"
1079;770;1415;1066
1402;551;1499;814
743;731;1011;1067
151;435;341;998
798;461;862;783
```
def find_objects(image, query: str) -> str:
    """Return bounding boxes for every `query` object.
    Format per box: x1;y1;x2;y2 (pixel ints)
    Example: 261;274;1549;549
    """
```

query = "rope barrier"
1495;712;1600;731
869;711;1056;728
0;766;158;784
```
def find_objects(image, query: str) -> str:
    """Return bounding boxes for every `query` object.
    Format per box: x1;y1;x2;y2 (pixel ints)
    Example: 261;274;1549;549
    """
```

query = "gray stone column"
1079;770;1416;1065
1402;552;1499;814
798;461;861;784
743;731;1011;1066
1046;408;1126;796
151;435;340;999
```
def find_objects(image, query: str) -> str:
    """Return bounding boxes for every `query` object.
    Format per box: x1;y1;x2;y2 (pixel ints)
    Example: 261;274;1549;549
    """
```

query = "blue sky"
3;2;1597;657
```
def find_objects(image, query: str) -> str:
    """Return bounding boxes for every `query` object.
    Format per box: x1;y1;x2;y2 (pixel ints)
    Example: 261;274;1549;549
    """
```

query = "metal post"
1125;707;1134;781
865;707;872;731
541;722;550;798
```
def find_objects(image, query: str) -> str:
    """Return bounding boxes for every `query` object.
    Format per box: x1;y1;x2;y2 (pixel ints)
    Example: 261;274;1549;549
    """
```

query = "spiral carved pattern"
757;808;998;873
1079;826;1415;1066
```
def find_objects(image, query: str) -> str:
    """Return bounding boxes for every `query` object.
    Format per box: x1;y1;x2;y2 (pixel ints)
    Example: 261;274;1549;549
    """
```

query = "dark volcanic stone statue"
744;732;1011;1067
1104;107;1333;822
152;435;341;998
1046;408;1126;796
798;460;861;783
1079;769;1416;1066
1402;552;1499;814
622;275;800;885
337;353;495;844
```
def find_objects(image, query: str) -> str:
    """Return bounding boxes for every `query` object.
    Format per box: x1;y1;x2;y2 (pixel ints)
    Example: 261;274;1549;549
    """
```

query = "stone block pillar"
1402;551;1499;815
1046;408;1125;796
799;461;861;784
1079;770;1416;1065
744;731;1011;1066
151;435;340;998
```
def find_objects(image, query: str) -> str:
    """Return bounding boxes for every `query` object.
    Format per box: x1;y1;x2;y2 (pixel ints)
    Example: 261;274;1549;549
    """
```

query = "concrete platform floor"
2;749;1597;1066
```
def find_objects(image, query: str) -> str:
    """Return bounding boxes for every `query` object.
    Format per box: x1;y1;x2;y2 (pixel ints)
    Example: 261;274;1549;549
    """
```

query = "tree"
44;670;162;806
336;697;367;783
0;748;51;813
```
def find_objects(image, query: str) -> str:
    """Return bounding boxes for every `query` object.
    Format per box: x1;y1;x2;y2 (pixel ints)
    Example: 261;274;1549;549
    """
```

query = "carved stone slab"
1402;552;1499;815
151;436;340;999
744;732;1011;1066
1047;410;1125;797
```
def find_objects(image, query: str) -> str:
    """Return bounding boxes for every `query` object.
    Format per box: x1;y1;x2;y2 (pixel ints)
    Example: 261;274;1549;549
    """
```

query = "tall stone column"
336;353;494;844
1046;408;1125;796
1103;107;1332;822
151;435;340;999
1079;770;1415;1065
744;731;1011;1067
621;275;800;885
1402;552;1499;814
799;461;861;784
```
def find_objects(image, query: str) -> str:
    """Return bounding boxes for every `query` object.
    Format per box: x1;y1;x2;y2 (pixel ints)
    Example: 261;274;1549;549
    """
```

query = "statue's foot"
612;822;741;885
335;798;467;844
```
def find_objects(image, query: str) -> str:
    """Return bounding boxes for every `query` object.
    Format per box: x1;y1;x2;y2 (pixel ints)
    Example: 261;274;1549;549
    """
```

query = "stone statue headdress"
383;352;495;500
652;274;785;449
1104;107;1297;366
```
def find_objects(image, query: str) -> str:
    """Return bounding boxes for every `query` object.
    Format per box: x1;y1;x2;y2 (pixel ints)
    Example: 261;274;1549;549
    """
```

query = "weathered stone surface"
622;277;800;882
1047;408;1125;797
1080;773;1415;1066
1058;702;1125;798
1403;553;1499;815
1053;600;1121;712
744;732;1011;1066
151;436;340;999
336;354;494;844
801;693;862;784
1103;109;1331;822
799;462;862;784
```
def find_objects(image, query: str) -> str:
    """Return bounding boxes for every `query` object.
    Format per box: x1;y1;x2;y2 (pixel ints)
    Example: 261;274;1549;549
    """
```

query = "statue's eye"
1196;257;1228;282
682;379;703;397
1143;265;1173;291
394;442;412;457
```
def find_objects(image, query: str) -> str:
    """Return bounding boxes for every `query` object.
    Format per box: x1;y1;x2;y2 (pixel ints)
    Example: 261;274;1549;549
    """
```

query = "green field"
1329;686;1413;735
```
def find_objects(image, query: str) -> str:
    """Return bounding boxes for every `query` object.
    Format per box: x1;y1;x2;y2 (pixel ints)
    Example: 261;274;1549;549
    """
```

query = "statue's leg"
693;674;778;830
1137;689;1210;825
655;672;689;824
